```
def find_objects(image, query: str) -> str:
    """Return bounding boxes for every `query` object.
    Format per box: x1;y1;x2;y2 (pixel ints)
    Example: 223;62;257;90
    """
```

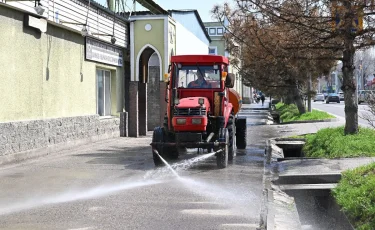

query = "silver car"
339;92;344;101
314;93;325;102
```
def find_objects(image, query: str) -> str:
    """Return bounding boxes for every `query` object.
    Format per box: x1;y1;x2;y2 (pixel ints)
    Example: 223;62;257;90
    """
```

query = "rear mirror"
164;73;170;83
225;73;235;88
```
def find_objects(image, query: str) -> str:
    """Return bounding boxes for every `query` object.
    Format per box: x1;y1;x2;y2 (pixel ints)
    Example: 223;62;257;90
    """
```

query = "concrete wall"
171;12;210;46
175;21;209;55
147;66;161;130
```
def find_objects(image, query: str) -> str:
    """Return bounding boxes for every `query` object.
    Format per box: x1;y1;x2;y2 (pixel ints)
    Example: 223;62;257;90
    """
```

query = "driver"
188;71;212;88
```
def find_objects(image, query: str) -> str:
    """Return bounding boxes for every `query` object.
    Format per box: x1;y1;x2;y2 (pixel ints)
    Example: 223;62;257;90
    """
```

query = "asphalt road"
312;101;373;128
0;107;278;230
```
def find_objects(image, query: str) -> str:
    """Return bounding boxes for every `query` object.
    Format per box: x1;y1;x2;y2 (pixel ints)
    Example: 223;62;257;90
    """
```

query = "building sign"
24;15;47;33
85;37;123;67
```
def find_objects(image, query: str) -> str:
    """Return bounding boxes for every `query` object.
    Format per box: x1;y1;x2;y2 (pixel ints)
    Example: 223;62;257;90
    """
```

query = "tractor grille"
174;108;206;116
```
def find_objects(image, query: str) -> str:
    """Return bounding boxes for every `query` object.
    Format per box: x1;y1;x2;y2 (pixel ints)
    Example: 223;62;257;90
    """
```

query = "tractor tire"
216;128;228;169
236;117;247;149
152;127;165;167
227;115;235;161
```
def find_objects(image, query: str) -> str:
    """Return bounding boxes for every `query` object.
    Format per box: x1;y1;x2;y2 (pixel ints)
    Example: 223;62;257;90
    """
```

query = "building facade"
0;0;128;163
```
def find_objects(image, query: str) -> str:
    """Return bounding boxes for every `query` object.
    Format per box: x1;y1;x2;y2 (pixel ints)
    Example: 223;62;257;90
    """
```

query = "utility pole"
307;72;312;112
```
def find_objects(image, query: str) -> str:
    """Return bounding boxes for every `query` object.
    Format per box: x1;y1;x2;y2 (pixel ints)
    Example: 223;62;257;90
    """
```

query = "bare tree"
213;0;375;134
360;93;375;128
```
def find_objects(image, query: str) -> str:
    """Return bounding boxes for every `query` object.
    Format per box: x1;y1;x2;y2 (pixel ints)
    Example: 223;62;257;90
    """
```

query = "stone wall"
147;66;161;130
0;115;120;165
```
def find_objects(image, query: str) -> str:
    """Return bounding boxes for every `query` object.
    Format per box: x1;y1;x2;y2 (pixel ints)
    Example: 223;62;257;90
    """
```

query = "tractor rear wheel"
236;117;247;149
227;115;235;161
152;127;165;167
216;128;229;169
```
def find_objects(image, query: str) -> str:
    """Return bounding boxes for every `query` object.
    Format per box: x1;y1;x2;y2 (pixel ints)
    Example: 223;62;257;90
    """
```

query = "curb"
273;118;340;125
261;139;302;230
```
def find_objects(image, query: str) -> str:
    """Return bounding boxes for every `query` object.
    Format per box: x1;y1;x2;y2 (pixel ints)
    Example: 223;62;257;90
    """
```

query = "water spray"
153;150;180;178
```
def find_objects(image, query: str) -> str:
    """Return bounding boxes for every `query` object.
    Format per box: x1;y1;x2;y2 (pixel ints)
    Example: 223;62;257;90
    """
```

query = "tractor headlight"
191;118;202;125
198;98;204;106
176;118;186;125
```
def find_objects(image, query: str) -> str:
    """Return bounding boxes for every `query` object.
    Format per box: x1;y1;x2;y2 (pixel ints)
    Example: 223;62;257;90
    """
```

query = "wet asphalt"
0;106;281;230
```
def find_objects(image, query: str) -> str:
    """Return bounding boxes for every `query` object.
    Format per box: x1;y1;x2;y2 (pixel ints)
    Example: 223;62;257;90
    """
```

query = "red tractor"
150;55;247;168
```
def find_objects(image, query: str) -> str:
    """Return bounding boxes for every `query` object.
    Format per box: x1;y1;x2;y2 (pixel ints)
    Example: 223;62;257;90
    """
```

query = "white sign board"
85;37;123;67
25;15;47;33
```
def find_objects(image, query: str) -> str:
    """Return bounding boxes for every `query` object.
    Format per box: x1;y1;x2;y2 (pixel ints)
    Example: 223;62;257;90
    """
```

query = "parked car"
326;93;340;103
339;92;344;101
358;90;375;104
314;93;325;102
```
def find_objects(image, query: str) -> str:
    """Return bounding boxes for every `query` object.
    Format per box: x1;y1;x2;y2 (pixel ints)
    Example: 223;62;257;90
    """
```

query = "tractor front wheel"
216;128;229;169
236;118;247;149
152;127;165;167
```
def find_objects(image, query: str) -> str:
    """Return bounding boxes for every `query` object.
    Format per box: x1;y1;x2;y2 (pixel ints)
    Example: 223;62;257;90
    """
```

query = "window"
175;65;221;89
97;69;111;116
217;27;224;35
209;28;216;35
208;46;217;55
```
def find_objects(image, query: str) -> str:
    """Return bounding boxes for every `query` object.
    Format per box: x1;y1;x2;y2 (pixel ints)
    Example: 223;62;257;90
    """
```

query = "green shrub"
275;102;334;122
333;163;375;230
303;126;375;158
275;102;285;110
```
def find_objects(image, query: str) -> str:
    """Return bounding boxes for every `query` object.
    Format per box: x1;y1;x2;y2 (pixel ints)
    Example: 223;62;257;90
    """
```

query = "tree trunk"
292;84;306;114
342;38;358;135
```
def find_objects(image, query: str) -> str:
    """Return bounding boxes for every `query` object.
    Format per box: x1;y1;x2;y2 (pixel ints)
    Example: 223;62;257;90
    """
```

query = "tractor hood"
176;97;210;110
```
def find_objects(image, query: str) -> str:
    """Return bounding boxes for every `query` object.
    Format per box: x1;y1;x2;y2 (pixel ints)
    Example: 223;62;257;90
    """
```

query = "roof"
171;55;229;64
168;10;211;43
203;21;223;27
136;0;168;14
119;11;166;18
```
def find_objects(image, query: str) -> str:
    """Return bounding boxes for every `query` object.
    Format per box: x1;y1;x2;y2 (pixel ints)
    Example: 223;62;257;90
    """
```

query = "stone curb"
260;138;302;230
276;118;340;125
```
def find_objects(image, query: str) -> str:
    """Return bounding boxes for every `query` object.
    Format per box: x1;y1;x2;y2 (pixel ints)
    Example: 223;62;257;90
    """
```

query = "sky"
97;0;228;22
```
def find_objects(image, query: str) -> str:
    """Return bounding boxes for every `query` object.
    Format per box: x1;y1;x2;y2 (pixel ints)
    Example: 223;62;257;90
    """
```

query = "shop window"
217;27;224;35
209;28;216;35
208;46;217;55
97;69;111;116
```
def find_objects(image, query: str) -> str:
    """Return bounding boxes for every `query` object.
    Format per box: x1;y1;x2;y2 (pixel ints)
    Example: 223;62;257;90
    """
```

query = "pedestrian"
261;94;265;106
253;93;258;104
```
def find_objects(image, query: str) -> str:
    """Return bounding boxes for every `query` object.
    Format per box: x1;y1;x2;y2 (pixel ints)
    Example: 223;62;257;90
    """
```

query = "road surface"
0;105;278;230
312;101;373;128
